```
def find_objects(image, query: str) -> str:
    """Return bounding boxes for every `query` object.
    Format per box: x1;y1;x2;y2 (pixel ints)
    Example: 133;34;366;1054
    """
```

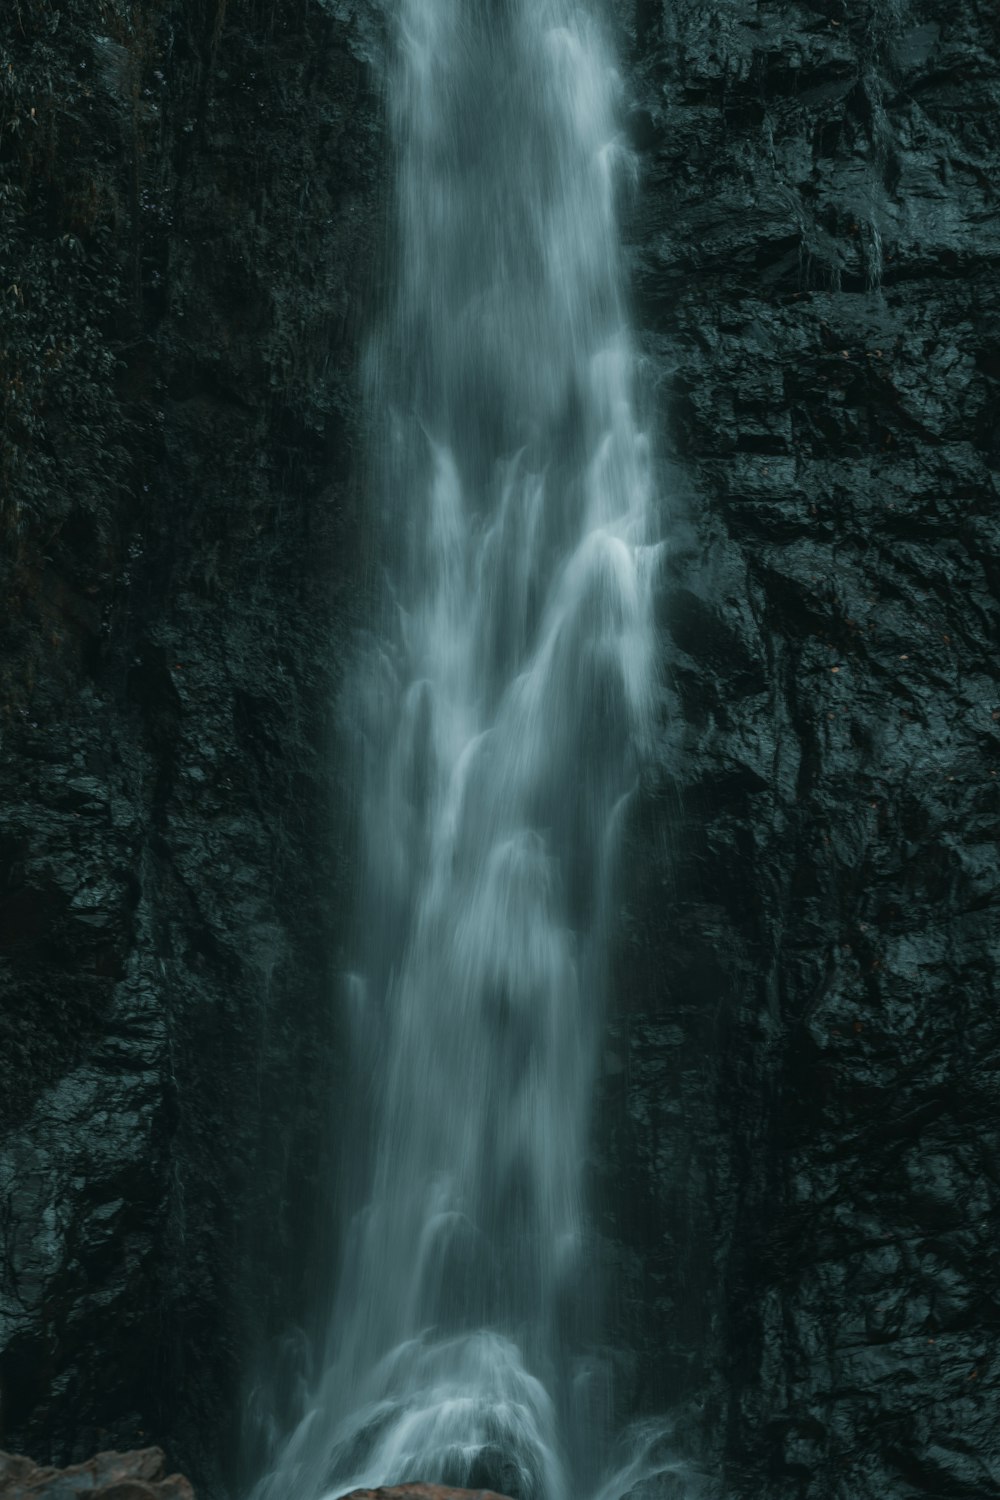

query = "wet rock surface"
0;1447;192;1500
2;0;999;1498
340;1489;512;1500
597;1;1000;1497
0;0;381;1488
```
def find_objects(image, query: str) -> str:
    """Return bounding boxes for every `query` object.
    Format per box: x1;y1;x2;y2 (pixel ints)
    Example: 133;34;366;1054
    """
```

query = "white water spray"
254;2;665;1496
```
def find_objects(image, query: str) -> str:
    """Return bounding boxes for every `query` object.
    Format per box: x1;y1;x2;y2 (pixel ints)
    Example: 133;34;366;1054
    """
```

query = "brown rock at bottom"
342;1487;514;1500
0;1448;194;1500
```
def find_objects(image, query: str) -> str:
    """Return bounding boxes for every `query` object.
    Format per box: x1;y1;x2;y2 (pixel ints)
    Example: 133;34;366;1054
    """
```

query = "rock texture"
3;0;999;1499
341;1488;512;1500
595;1;1000;1497
0;1447;192;1500
0;0;381;1489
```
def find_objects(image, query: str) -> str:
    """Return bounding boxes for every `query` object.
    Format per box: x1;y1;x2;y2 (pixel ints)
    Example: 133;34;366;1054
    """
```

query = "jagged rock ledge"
0;1447;193;1499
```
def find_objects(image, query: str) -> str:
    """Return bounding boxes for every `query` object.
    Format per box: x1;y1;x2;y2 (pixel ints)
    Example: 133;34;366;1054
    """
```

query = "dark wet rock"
0;0;381;1489
0;1447;192;1499
594;1;1000;1497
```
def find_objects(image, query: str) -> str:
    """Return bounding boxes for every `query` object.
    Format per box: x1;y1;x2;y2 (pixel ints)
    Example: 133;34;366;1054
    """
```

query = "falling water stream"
255;2;666;1497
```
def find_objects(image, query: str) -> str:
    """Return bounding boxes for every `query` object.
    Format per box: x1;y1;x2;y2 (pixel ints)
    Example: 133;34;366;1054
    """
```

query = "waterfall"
254;1;660;1496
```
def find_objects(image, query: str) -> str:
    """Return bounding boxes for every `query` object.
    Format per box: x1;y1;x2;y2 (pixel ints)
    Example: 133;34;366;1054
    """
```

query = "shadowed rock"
0;1448;193;1500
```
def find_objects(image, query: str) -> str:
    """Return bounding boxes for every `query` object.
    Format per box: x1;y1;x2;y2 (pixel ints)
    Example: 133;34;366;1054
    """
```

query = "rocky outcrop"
595;2;1000;1497
0;1447;192;1500
341;1488;512;1500
0;0;380;1489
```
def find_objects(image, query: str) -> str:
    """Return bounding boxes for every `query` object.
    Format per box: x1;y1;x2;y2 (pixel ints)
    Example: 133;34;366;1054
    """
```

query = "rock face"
2;0;998;1499
0;1447;192;1500
594;1;1000;1497
0;0;381;1489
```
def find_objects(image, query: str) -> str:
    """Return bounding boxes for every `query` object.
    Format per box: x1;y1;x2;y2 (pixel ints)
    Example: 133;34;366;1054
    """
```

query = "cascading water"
254;2;664;1497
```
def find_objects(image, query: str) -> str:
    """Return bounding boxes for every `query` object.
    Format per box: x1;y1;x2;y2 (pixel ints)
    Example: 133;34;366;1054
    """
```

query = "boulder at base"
0;1447;193;1499
342;1488;514;1500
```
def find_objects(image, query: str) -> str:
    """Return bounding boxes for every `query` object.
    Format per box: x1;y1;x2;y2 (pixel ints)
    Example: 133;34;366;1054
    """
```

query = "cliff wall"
598;2;1000;1496
0;0;380;1488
